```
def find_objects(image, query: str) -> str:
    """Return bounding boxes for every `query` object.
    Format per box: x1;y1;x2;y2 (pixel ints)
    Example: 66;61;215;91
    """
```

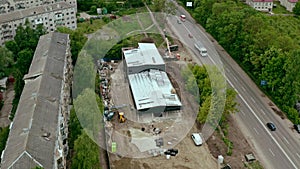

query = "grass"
244;161;265;169
272;1;293;14
77;19;106;34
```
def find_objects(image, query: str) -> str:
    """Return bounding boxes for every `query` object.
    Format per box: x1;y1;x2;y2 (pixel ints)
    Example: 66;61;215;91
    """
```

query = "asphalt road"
165;5;300;169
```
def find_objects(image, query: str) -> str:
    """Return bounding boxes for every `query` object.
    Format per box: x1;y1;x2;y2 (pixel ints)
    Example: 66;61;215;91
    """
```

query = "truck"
194;41;208;57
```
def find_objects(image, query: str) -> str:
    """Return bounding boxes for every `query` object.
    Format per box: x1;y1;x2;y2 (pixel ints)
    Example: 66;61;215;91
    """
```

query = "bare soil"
0;83;14;127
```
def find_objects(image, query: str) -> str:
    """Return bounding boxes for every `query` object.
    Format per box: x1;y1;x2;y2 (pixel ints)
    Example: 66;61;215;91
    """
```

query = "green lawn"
77;19;106;34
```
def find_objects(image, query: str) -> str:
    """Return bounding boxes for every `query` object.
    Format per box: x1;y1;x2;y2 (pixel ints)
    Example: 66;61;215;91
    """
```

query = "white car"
191;133;203;146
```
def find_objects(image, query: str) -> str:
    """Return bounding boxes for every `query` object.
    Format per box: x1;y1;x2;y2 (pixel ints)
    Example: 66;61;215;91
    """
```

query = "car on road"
267;122;276;131
191;133;203;146
294;124;300;133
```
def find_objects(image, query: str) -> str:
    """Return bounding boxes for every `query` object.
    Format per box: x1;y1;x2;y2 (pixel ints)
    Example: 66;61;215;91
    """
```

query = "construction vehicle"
118;112;126;123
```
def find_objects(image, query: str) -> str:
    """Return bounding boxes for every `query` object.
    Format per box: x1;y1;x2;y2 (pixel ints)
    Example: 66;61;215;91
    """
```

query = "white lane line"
251;97;256;103
233;76;238;82
296;153;300;159
242;86;246;91
183;18;298;169
269;148;275;156
224;71;298;169
241;110;246;116
253;128;259;135
260;108;266;115
283;136;290;145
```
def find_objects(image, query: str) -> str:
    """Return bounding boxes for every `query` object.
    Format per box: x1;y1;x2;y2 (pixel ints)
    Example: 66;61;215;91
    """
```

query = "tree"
71;131;101;169
16;49;33;75
0;47;13;78
293;1;300;15
0;127;9;159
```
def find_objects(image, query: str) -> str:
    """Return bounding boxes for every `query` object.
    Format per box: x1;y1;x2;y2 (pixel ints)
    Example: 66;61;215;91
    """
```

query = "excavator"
118;112;126;123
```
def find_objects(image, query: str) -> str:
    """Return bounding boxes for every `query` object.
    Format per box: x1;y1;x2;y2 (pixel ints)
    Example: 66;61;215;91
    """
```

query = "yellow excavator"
118;112;126;123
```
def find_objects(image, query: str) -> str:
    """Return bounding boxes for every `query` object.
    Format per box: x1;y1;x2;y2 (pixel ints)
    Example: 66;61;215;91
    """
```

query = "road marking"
251;97;256;103
241;110;245;116
283;136;290;145
296;153;300;159
253;128;259;135
269;148;275;156
174;19;298;168
224;71;298;168
242;87;246;91
233;76;238;82
260;109;266;115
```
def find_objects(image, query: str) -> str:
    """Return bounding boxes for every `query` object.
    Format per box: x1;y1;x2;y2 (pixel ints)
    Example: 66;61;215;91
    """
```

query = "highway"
165;4;300;169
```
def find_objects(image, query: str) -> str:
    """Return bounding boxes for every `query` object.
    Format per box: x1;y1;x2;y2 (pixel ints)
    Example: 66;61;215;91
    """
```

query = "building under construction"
122;43;182;113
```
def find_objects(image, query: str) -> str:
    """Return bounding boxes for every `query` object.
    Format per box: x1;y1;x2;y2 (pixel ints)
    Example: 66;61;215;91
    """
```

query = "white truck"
194;41;208;57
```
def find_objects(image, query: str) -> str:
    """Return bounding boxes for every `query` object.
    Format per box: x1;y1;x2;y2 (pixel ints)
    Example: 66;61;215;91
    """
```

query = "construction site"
96;39;222;168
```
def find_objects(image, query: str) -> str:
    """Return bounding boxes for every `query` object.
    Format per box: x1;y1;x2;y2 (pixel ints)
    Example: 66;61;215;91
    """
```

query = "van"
194;41;208;57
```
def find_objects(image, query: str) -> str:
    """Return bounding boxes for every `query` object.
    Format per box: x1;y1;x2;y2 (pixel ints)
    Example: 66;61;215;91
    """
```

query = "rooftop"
288;0;298;2
128;69;182;111
123;43;165;68
0;1;75;24
0;32;69;169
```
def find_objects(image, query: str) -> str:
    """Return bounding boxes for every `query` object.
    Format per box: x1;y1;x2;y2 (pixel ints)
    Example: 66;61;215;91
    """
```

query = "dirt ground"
105;58;219;168
103;38;257;168
0;83;14;127
206;115;255;168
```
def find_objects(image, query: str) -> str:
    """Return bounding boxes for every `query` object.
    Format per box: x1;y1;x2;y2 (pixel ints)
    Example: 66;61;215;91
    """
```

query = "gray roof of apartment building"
0;32;69;169
0;1;75;24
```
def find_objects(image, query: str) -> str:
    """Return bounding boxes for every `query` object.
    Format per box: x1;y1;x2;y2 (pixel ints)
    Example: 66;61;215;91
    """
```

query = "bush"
0;126;10;162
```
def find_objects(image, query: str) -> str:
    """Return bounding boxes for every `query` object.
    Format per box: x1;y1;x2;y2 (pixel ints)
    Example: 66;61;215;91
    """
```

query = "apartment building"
0;32;72;169
279;0;298;11
0;0;76;14
248;0;273;12
0;1;76;45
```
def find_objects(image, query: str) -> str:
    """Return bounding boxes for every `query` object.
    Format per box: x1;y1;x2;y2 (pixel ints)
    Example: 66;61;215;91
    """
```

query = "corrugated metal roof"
124;43;165;68
128;69;182;110
0;32;69;169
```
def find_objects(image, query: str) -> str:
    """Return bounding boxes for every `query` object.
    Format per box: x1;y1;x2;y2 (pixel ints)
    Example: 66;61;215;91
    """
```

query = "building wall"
0;0;76;14
55;36;72;169
0;4;77;45
127;64;166;75
279;0;296;11
249;1;273;11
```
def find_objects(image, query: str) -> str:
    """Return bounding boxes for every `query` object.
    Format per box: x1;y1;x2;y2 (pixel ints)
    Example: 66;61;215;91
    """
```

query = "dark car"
294;124;300;133
267;122;276;131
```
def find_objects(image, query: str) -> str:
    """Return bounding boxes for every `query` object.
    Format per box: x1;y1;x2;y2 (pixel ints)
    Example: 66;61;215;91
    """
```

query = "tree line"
179;0;300;124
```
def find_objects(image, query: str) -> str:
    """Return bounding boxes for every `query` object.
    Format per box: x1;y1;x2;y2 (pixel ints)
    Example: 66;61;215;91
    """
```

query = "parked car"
267;122;276;131
294;124;300;133
191;133;203;146
104;110;115;121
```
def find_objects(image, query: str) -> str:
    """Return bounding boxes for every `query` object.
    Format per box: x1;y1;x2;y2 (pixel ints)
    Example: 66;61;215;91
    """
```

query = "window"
71;21;74;24
71;11;74;14
49;19;52;21
50;24;52;26
66;12;69;15
50;28;53;31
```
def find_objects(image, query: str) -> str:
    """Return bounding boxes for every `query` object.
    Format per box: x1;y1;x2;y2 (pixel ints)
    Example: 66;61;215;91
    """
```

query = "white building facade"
248;0;273;12
279;0;298;11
